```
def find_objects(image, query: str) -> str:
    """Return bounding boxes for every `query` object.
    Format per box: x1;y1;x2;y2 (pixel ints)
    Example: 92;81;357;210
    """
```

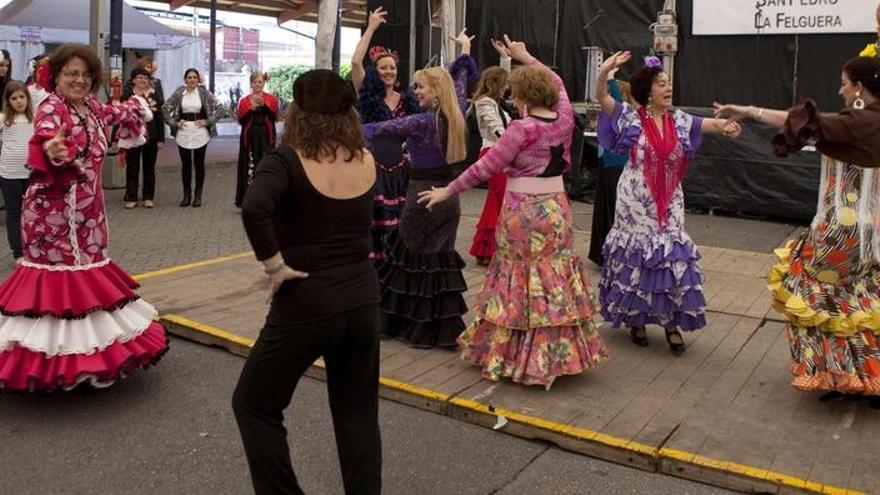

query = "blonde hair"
415;67;466;164
509;65;559;109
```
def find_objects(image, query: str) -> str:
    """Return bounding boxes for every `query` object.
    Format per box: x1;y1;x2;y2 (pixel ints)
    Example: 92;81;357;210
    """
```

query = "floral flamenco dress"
0;93;169;392
597;102;708;334
768;100;880;395
448;57;609;388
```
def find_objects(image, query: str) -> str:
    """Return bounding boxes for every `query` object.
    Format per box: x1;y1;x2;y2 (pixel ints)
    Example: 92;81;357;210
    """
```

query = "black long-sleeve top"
241;144;379;324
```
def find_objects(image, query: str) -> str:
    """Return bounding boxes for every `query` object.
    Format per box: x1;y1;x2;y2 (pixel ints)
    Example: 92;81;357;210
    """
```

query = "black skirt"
377;169;467;348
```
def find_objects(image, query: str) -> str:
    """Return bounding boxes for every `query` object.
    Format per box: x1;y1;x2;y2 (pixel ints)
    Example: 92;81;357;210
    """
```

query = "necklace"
66;102;93;162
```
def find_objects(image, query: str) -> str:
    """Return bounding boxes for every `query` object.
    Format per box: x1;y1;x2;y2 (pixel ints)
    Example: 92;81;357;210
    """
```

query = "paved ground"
0;139;802;494
0;338;733;495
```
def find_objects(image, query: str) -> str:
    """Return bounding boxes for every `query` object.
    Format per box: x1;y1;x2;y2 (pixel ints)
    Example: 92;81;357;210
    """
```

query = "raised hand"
713;102;750;122
491;38;510;58
42;124;70;163
451;28;475;53
600;51;632;76
722;120;742;138
367;6;387;31
502;34;530;63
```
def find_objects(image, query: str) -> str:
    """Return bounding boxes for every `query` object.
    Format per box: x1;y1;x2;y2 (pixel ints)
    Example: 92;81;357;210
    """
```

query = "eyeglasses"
61;70;93;81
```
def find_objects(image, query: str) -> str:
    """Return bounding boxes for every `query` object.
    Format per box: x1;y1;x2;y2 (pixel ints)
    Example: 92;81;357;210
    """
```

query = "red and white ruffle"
0;260;168;392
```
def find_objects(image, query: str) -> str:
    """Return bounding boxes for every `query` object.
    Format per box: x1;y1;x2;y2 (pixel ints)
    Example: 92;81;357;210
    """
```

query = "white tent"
0;0;204;95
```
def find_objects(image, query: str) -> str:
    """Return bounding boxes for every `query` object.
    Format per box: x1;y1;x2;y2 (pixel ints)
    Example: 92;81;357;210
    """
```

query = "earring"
430;99;440;111
647;96;655;117
854;91;866;110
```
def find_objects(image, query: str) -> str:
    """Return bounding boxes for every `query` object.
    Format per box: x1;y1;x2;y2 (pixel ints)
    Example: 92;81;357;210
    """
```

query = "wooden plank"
601;312;743;443
384;347;460;382
722;277;766;316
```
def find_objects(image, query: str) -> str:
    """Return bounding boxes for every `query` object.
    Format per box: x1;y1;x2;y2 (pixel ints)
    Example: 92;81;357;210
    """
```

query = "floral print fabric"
459;191;609;387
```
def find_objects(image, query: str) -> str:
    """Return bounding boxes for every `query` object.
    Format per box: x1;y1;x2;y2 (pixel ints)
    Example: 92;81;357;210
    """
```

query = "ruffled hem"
599;228;707;332
469;228;497;258
458;319;610;387
381;313;464;348
768;240;880;336
378;230;468;341
0;321;168;392
790;372;880;396
473;254;598;330
0;261;140;318
786;323;880;396
0;299;158;356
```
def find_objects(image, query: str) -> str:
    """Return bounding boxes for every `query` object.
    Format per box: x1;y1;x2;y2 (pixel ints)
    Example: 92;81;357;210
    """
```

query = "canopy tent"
0;0;204;95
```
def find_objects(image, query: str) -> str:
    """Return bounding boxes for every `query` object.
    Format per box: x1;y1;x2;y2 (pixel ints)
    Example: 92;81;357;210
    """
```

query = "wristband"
264;262;285;275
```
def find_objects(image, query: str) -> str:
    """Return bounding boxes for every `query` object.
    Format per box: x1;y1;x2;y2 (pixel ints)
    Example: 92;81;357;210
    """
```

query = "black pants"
0;177;26;259
178;144;207;199
588;165;624;266
232;304;382;495
124;141;158;202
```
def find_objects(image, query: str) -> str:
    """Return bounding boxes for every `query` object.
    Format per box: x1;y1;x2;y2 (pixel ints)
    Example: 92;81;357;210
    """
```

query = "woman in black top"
233;69;381;495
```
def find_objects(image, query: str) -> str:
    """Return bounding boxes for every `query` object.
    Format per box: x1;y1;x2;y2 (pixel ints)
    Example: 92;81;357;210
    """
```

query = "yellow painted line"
163;313;865;495
659;448;862;495
161;314;255;348
133;251;253;281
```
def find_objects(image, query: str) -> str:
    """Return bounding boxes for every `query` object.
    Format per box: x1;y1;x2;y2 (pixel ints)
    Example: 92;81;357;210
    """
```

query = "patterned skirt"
769;238;880;396
458;191;609;388
377;170;468;348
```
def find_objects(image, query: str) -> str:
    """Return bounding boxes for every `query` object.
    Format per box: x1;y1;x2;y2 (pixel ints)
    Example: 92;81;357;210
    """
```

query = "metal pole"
89;0;106;66
332;5;341;73
109;0;123;70
409;0;416;81
209;0;217;93
662;0;677;91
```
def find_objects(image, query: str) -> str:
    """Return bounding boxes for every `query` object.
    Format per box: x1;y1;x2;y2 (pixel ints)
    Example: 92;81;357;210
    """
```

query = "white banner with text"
693;0;877;35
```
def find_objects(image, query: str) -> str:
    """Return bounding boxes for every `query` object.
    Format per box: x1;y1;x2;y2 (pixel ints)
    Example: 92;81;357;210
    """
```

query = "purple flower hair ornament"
644;56;663;69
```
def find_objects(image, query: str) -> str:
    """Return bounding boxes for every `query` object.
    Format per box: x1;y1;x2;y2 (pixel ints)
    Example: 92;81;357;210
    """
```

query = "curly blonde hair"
508;65;558;109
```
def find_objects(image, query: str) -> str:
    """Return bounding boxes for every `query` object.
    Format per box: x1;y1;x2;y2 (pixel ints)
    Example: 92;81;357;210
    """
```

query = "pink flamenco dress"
0;93;169;392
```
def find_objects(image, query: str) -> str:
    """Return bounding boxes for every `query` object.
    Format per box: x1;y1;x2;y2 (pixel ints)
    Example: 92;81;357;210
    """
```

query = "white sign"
20;25;41;43
154;35;173;50
693;0;877;35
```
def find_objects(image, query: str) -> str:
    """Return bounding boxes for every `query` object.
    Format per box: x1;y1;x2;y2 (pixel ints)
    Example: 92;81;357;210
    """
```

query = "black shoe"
192;197;202;208
179;196;191;207
630;327;648;347
665;328;685;354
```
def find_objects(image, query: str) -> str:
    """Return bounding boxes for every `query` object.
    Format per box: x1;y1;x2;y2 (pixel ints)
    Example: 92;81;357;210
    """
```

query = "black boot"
179;192;191;207
192;189;202;208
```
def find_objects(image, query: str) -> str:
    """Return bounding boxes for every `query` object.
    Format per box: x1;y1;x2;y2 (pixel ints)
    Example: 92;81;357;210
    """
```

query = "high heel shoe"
665;328;685;354
630;327;648;347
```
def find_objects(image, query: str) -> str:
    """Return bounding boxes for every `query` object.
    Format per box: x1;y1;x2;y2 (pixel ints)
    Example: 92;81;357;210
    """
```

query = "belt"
506;175;564;194
180;112;203;121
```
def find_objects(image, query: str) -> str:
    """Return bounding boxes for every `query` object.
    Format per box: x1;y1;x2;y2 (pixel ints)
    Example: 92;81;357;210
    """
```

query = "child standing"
0;81;34;261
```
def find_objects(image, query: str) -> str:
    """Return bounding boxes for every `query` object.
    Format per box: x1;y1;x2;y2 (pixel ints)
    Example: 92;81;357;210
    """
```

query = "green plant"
267;64;312;103
339;61;352;80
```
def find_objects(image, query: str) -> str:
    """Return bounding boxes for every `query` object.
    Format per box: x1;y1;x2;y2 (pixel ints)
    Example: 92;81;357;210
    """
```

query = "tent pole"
409;0;416;81
209;0;217;93
89;0;106;66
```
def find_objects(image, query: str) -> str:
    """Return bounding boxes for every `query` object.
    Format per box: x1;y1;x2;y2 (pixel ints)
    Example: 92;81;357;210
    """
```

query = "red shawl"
632;107;688;227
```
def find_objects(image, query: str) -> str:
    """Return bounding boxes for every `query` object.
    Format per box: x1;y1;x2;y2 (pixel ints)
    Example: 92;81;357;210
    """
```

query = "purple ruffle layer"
598;228;707;332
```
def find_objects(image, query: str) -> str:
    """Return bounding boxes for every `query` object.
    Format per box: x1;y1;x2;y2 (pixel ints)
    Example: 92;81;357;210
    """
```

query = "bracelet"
755;107;765;121
263;261;285;275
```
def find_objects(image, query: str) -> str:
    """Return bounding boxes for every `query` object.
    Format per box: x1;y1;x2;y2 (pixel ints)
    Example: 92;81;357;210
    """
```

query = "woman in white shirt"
162;68;225;207
468;39;512;266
